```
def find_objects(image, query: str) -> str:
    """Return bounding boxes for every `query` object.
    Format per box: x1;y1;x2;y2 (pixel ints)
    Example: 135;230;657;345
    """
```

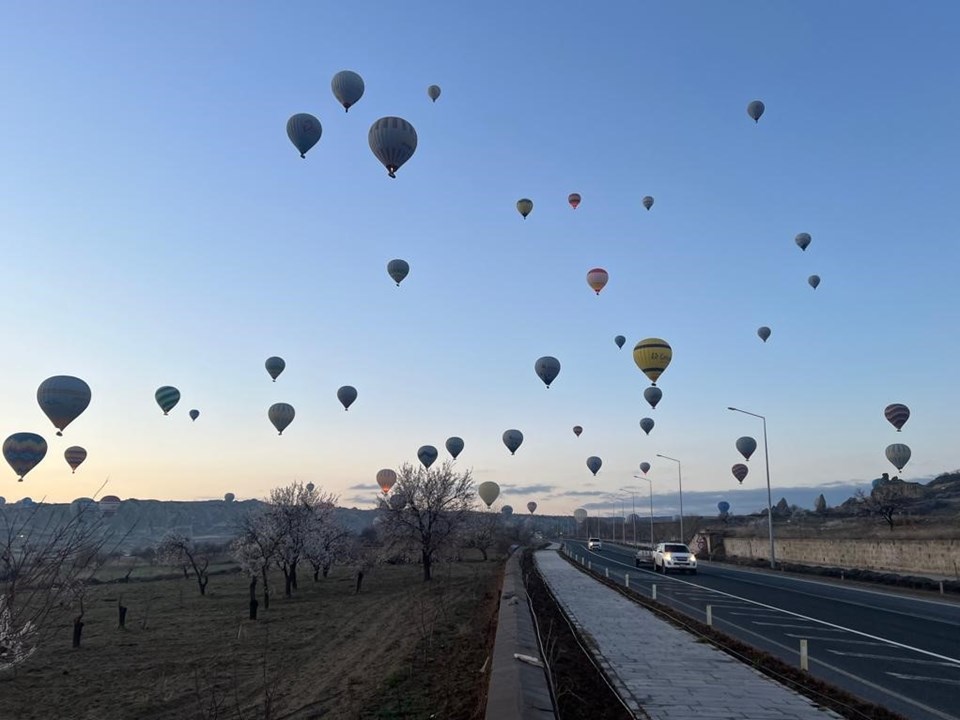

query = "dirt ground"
0;553;503;720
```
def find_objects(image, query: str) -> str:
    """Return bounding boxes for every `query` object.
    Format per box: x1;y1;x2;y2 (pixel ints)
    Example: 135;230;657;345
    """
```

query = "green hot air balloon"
37;375;92;436
265;356;286;382
387;259;410;286
155;386;181;415
331;70;365;112
3;433;47;481
478;481;500;508
268;403;295;435
502;429;524;455
286;113;322;158
369;117;417;178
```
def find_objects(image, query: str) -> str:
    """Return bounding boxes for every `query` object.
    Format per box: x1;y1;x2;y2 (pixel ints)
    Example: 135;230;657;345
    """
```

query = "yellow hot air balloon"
633;338;672;386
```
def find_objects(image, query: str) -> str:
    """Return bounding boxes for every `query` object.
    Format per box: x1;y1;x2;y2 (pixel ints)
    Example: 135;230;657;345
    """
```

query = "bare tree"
232;511;280;612
462;510;502;561
377;461;475;581
303;519;350;582
157;534;210;596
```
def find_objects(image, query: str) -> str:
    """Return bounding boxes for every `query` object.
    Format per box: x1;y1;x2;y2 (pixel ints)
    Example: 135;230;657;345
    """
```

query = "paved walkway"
535;550;843;720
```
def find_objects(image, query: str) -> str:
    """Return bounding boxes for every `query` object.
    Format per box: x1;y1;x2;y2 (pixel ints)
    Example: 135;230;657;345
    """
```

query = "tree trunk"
261;567;270;609
355;570;364;594
118;603;127;629
322;562;331;578
479;546;488;562
422;549;432;582
198;575;208;596
182;565;189;580
284;571;293;597
249;597;259;620
313;568;320;582
291;562;298;590
72;617;84;648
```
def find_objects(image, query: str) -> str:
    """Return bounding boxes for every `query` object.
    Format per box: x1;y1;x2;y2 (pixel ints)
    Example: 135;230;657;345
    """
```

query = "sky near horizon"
1;2;957;516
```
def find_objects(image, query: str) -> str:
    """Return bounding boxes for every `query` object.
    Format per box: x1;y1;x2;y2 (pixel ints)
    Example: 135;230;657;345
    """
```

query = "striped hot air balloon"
633;338;672;386
586;268;608;295
883;403;910;432
568;193;581;209
732;464;749;484
155;386;181;415
885;443;911;472
64;446;87;473
286;114;322;158
331;70;365;112
268;403;295;435
99;495;121;517
37;376;92;436
639;462;650;475
368;117;417;178
3;433;47;481
376;469;397;494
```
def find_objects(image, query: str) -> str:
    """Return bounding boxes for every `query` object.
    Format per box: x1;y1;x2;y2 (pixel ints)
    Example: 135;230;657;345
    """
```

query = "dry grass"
0;552;502;720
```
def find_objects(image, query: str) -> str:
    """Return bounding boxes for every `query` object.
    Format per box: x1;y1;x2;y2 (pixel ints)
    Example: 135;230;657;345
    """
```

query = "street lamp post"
656;454;684;543
728;406;776;568
630;477;656;544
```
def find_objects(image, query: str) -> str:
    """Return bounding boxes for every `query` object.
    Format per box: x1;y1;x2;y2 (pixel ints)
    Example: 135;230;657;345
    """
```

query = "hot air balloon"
502;429;523;455
639;461;650;475
517;199;533;219
368;117;417;178
224;492;235;503
614;335;626;349
331;70;365;112
732;464;749;484
155;386;181;415
573;508;587;524
501;505;513;517
572;425;583;437
795;233;811;251
99;495;122;517
64;446;87;473
808;275;820;290
37;376;92;436
377;468;397;494
337;385;358;411
642;195;654;211
747;100;765;123
735;436;757;461
757;326;771;343
644;386;662;409
265;356;285;382
387;259;409;286
417;445;438;469
189;409;200;421
3;433;47;481
568;193;581;209
884;403;910;432
445;436;464;459
633;338;672;386
286;114;322;158
534;356;561;388
527;501;537;514
306;482;315;493
718;501;730;514
640;417;654;435
478;481;500;508
427;84;441;102
885;443;911;471
268;403;295;435
586;456;602;476
587;268;608;295
17;498;33;507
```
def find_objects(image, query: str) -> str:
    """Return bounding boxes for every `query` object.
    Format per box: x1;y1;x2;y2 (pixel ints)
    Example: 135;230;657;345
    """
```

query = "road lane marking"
753;622;845;630
784;634;887;646
826;650;960;667
887;672;960;686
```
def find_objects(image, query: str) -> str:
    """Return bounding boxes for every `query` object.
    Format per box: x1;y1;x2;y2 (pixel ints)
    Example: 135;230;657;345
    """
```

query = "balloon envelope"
478;481;501;508
377;468;397;494
331;70;365;111
417;445;438;468
718;501;730;514
501;505;513;516
286;113;322;158
633;338;672;385
337;385;358;411
615;335;626;349
808;275;820;289
586;268;609;295
885;443;911;471
37;376;92;436
640;418;654;435
64;446;87;473
643;386;662;409
306;482;315;492
736;436;757;461
527;501;537;514
369;117;417;178
884;403;910;432
573;508;587;523
265;356;285;381
572;425;583;437
642;195;654;210
795;233;811;251
155;386;181;415
427;84;441;102
224;492;235;503
387;259;410;286
757;326;771;342
534;356;561;388
445;436;464;459
3;433;47;481
268;403;295;435
732;464;749;483
639;461;650;475
189;409;200;421
568;193;581;209
747;100;765;122
586;456;602;476
517;198;533;218
502;429;524;455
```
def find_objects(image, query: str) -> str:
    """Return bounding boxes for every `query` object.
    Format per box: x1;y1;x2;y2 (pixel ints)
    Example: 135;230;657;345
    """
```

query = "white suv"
587;538;603;551
653;542;697;574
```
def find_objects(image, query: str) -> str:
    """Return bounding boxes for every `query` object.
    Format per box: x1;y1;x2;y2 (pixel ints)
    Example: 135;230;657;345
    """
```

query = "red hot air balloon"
883;403;910;432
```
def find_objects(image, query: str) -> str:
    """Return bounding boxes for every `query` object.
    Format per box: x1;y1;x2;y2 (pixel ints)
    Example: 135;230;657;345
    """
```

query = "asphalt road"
562;539;960;720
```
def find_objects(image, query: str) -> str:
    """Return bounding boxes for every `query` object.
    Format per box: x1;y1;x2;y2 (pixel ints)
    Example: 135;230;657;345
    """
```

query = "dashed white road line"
826;650;960;667
887;672;960;686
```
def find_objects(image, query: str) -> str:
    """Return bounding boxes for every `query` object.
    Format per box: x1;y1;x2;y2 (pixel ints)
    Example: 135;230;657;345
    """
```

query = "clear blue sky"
1;2;957;516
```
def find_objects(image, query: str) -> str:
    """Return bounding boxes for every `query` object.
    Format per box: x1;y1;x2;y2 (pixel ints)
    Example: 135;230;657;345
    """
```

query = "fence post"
652;584;657;601
605;567;609;578
588;561;592;571
940;581;944;595
706;605;712;627
625;573;630;588
800;639;808;671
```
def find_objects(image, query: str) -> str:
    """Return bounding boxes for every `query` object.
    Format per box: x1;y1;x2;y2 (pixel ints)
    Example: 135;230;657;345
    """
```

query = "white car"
587;537;603;551
652;542;697;574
